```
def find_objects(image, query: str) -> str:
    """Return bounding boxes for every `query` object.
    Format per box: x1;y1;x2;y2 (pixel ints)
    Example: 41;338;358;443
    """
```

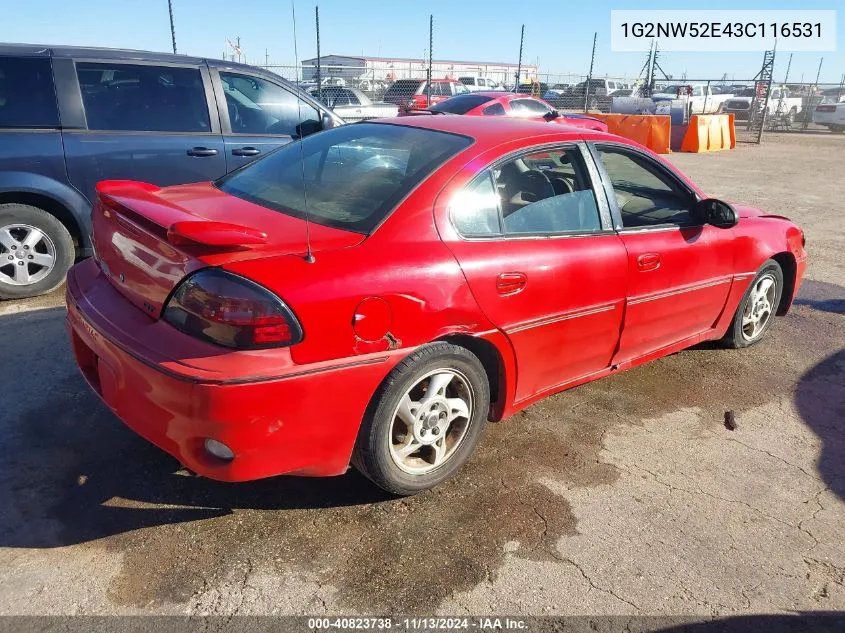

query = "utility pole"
265;48;269;68
515;24;524;91
167;0;177;54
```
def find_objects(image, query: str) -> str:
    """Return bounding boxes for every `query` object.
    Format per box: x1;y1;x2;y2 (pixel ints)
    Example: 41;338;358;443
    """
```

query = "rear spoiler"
95;180;268;249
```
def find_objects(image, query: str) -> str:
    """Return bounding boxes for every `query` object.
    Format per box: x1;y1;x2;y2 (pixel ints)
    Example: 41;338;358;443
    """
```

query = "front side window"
454;82;468;95
482;103;505;116
218;123;472;233
221;71;319;136
510;99;551;117
76;62;209;132
0;57;59;129
596;146;696;228
450;146;602;237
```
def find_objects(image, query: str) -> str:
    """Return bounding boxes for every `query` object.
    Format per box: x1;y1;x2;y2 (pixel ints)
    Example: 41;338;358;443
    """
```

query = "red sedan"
426;91;609;132
66;116;806;495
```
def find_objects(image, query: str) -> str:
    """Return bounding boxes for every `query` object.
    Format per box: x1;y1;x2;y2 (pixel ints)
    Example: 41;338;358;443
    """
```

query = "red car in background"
382;78;468;111
66;116;806;496
425;92;609;132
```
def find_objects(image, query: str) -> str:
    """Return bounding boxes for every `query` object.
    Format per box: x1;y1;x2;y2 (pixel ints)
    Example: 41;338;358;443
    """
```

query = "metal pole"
584;32;597;112
802;57;823;130
265;48;269;68
515;25;524;91
426;15;433;107
167;0;177;54
315;6;322;102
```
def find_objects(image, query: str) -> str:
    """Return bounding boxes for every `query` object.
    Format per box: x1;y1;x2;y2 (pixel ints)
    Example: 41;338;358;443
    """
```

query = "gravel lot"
1;131;843;620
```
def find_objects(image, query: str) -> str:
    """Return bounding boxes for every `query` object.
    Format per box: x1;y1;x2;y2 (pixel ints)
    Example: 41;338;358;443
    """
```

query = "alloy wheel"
388;369;473;475
0;224;57;286
741;273;777;342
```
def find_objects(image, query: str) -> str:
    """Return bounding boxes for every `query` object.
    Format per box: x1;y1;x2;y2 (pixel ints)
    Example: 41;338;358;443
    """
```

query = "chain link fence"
250;57;845;139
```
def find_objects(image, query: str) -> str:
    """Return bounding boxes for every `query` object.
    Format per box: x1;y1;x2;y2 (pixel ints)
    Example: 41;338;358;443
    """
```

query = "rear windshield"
430;94;493;114
384;80;424;97
217;123;472;233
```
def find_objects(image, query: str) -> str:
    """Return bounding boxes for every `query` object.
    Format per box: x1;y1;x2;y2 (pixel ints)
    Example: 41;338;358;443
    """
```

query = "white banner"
610;10;836;52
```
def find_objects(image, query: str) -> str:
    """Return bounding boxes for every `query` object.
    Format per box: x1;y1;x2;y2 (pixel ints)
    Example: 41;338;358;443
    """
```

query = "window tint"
0;57;58;129
510;99;551;116
450;171;501;236
493;147;601;234
218;123;472;233
385;80;423;98
431;94;493;114
482;103;506;116
221;71;320;136
77;63;209;132
596;147;695;228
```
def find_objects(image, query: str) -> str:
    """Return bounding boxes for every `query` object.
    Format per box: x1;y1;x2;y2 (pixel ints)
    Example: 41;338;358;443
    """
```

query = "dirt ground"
0;130;843;620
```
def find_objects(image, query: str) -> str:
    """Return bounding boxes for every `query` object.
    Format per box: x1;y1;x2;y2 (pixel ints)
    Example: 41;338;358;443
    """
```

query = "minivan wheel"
352;342;490;496
0;204;75;300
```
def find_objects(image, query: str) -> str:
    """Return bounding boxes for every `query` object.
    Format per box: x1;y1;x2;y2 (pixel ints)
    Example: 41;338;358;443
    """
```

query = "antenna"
291;0;315;263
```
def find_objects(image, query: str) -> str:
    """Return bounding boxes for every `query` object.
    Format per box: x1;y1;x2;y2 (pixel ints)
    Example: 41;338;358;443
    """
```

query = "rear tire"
0;204;75;300
722;260;783;349
352;342;490;496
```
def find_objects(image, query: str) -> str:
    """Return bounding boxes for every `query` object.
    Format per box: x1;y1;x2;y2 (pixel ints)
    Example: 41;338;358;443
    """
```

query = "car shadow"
0;307;392;549
792;279;845;315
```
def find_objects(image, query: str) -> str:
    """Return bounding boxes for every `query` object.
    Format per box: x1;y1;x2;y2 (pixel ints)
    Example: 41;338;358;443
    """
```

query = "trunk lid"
92;180;364;318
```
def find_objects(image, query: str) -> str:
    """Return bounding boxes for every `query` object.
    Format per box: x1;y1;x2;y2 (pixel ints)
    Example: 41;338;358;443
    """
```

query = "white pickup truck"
652;84;733;116
723;86;803;123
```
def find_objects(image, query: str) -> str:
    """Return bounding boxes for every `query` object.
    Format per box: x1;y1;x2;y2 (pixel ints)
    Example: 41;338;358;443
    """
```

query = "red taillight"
816;105;837;112
163;269;302;349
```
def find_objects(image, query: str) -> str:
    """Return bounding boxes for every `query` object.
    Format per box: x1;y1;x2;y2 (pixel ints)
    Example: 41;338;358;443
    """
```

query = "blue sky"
4;0;843;83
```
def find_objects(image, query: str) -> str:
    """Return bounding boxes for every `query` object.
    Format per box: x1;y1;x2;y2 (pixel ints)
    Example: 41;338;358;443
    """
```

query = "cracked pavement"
0;131;843;618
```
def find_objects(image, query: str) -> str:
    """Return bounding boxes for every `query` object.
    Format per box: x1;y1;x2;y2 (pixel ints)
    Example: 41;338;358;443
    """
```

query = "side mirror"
543;110;560;121
696;198;738;229
320;112;336;130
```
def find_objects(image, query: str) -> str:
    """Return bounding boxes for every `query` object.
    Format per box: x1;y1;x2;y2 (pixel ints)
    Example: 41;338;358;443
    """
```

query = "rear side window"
482;103;506;116
76;62;210;132
385;80;424;98
0;57;59;129
430;94;493;114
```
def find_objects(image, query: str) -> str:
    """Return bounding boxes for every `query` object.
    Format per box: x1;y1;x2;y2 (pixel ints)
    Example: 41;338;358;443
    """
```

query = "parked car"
425;92;609;132
309;86;398;122
652;84;734;116
382;78;468;110
66;116;806;495
723;86;802;123
515;81;549;96
813;101;845;132
0;43;341;300
458;76;498;92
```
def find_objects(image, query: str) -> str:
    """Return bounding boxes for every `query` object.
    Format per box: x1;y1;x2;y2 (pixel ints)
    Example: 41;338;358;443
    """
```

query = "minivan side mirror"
696;198;739;228
320;112;336;130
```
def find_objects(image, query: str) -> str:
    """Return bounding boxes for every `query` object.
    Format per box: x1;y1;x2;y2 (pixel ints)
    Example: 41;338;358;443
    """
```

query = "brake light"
816;105;837;112
163;269;302;349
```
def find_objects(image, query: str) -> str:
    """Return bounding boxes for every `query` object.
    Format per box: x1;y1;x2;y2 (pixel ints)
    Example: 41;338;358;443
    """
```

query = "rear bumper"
66;258;404;481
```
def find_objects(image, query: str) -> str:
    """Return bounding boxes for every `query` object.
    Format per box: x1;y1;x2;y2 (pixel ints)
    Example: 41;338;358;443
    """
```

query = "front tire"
0;203;75;300
723;260;783;349
352;342;490;495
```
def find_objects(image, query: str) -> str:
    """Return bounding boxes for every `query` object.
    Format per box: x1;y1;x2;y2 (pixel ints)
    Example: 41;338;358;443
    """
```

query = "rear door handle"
187;147;218;157
496;272;527;295
637;253;661;271
232;147;261;157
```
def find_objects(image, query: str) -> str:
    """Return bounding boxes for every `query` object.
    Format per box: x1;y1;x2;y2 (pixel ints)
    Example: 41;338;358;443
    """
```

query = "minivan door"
209;67;326;171
62;59;226;204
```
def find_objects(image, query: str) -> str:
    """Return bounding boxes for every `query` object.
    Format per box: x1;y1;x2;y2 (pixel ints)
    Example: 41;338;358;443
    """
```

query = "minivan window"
220;71;320;136
0;57;59;129
217;123;472;233
76;63;210;132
